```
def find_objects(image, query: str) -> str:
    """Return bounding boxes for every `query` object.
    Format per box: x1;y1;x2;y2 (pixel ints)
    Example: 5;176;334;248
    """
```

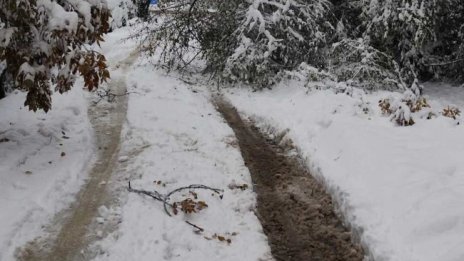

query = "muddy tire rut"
17;51;139;261
215;97;364;261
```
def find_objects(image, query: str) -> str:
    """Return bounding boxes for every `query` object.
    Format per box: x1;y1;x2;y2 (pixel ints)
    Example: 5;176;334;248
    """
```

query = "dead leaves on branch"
379;99;393;115
379;96;461;126
407;97;431;113
379;97;430;116
442;106;461;119
127;182;222;217
203;233;237;245
79;52;110;92
128;181;251;245
172;196;209;216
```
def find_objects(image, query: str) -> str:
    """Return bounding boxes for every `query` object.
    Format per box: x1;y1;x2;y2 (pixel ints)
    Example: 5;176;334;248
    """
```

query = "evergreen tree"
142;0;464;90
142;0;332;88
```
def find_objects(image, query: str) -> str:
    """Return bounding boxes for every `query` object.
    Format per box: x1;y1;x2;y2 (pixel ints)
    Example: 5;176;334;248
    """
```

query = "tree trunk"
0;69;15;99
137;0;151;20
0;69;7;99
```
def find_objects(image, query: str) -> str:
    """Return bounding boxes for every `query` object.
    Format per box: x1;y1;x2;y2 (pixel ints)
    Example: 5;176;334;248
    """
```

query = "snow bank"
0;85;94;260
226;83;464;261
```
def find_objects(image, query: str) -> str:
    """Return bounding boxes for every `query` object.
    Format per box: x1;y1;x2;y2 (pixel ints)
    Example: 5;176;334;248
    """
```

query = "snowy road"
89;34;273;260
2;25;464;261
18;49;140;261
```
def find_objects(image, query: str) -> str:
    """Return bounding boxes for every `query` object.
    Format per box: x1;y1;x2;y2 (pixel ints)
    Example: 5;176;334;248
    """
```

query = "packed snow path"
18;50;139;261
215;97;364;261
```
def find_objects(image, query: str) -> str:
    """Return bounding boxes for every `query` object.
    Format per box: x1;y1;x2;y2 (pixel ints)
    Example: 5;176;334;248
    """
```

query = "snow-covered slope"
226;83;464;261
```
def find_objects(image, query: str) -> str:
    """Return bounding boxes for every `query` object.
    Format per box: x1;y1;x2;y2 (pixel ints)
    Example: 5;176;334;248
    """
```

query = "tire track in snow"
215;97;364;261
17;50;139;261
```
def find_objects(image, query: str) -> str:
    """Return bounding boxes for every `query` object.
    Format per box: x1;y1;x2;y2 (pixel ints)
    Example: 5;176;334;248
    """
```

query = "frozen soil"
215;97;364;261
17;51;139;261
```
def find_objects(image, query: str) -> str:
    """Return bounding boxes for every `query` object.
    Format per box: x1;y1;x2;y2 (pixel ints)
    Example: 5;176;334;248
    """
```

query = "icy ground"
225;82;464;261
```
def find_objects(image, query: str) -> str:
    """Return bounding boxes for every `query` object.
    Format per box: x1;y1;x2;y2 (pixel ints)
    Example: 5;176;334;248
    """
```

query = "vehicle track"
215;97;364;261
17;50;139;261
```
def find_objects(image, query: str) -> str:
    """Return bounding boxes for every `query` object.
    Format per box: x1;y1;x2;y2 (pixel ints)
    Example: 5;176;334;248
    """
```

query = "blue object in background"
150;0;158;4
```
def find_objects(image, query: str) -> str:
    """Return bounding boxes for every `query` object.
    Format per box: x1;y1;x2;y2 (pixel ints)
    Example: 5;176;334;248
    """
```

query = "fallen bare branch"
185;221;204;233
127;182;223;216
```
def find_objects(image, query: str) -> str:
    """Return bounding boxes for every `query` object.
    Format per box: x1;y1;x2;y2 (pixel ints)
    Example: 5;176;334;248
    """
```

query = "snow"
91;27;272;261
38;0;79;33
225;82;464;261
2;12;463;261
69;0;92;29
0;85;94;260
107;0;135;29
0;28;16;47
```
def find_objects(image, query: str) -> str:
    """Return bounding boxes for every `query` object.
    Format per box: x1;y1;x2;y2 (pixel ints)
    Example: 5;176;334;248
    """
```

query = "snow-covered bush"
329;38;403;91
0;0;110;111
378;81;428;126
283;62;335;90
442;106;461;120
108;0;136;29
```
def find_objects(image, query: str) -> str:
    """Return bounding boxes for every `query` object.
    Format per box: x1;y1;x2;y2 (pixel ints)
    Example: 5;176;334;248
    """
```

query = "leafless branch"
127;181;223;217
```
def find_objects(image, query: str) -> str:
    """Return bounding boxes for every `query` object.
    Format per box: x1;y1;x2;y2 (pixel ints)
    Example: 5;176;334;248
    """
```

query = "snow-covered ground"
91;27;272;260
225;82;464;261
2;20;464;261
0;85;94;260
0;23;134;261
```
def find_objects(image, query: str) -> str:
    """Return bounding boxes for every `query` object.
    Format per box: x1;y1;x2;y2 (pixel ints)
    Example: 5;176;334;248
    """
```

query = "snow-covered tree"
141;0;332;88
328;0;464;90
0;0;111;112
329;38;403;91
222;0;332;87
143;0;464;91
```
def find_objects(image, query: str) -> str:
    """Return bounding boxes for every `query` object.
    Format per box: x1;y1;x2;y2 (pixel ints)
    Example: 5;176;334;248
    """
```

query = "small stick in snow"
185;221;204;233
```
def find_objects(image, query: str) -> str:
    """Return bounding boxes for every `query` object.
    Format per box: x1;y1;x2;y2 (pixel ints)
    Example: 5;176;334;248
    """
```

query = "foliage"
442;106;461;120
140;0;332;88
140;0;464;92
222;0;332;88
329;38;402;90
0;0;110;111
335;0;464;87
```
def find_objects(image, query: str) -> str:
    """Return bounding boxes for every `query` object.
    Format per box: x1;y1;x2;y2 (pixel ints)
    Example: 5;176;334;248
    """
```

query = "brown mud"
215;97;364;261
